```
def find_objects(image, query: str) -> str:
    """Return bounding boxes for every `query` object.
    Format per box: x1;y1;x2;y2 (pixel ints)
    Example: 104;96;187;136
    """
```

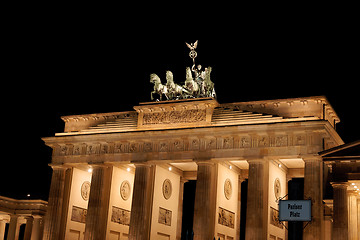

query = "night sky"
2;13;358;201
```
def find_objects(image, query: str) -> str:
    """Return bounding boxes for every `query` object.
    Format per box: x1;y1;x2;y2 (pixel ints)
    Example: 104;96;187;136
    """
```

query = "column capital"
195;160;217;166
331;182;349;188
88;162;108;168
133;162;155;168
239;174;247;182
347;190;358;196
48;163;71;170
300;154;322;162
24;215;34;221
246;158;266;164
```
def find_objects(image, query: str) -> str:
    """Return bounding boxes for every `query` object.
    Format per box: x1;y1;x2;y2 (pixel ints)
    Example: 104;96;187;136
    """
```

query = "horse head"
166;70;174;84
150;73;161;84
185;67;193;82
204;67;212;82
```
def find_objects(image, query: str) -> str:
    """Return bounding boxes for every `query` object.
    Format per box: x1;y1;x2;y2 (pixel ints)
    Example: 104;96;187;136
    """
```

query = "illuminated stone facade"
41;96;359;240
0;196;47;240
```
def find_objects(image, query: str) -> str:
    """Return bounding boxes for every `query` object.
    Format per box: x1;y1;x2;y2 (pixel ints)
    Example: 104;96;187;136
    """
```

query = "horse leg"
151;91;155;100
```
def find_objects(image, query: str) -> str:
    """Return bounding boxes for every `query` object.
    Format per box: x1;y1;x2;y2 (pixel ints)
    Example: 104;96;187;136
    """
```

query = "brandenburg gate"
41;42;354;240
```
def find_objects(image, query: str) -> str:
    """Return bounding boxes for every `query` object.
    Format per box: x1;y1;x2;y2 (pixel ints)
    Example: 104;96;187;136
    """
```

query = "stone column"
176;177;187;240
236;176;246;240
0;219;6;240
129;164;156;240
245;159;269;240
31;216;44;240
23;216;34;240
331;182;348;240
348;190;358;240
42;165;70;240
357;198;360;240
303;155;324;240
7;215;19;240
84;165;112;240
193;162;217;240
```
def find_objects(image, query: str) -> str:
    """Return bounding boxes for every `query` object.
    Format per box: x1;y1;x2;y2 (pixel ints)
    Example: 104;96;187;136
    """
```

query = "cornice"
43;120;330;146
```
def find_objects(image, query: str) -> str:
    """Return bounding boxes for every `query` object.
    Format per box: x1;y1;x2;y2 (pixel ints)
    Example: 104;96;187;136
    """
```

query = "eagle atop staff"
185;40;198;51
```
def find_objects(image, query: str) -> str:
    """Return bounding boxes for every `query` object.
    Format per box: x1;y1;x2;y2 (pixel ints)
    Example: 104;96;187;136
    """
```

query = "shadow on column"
181;180;196;240
240;179;248;240
4;223;9;239
18;224;25;240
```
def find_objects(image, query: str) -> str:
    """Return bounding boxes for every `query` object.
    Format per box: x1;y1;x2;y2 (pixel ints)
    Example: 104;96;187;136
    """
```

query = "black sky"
1;10;358;201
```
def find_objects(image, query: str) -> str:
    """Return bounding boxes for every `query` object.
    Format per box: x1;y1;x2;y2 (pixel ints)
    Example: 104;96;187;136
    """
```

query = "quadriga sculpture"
149;66;216;101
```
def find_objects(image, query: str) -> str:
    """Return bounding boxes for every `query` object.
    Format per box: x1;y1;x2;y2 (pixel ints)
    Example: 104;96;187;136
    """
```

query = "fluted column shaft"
303;156;324;240
42;166;68;240
24;216;34;240
7;215;19;240
245;159;269;240
84;165;112;240
347;190;357;240
331;182;348;240
129;164;155;240
193;162;217;240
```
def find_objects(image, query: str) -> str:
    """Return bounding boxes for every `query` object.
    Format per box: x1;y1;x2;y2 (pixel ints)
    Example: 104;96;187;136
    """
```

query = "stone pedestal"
331;182;348;240
129;164;156;240
303;156;324;240
245;159;269;240
193;162;217;240
84;165;112;240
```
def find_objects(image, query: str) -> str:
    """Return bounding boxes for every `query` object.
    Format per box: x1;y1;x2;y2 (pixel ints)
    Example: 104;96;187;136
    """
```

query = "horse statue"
203;67;216;98
165;70;189;100
150;73;168;101
183;67;199;98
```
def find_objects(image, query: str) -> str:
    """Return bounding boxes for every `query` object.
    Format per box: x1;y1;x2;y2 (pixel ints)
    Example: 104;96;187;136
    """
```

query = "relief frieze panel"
143;109;206;125
53;132;317;158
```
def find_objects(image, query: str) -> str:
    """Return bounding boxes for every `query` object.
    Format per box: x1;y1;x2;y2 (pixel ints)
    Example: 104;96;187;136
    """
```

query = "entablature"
43;120;342;165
